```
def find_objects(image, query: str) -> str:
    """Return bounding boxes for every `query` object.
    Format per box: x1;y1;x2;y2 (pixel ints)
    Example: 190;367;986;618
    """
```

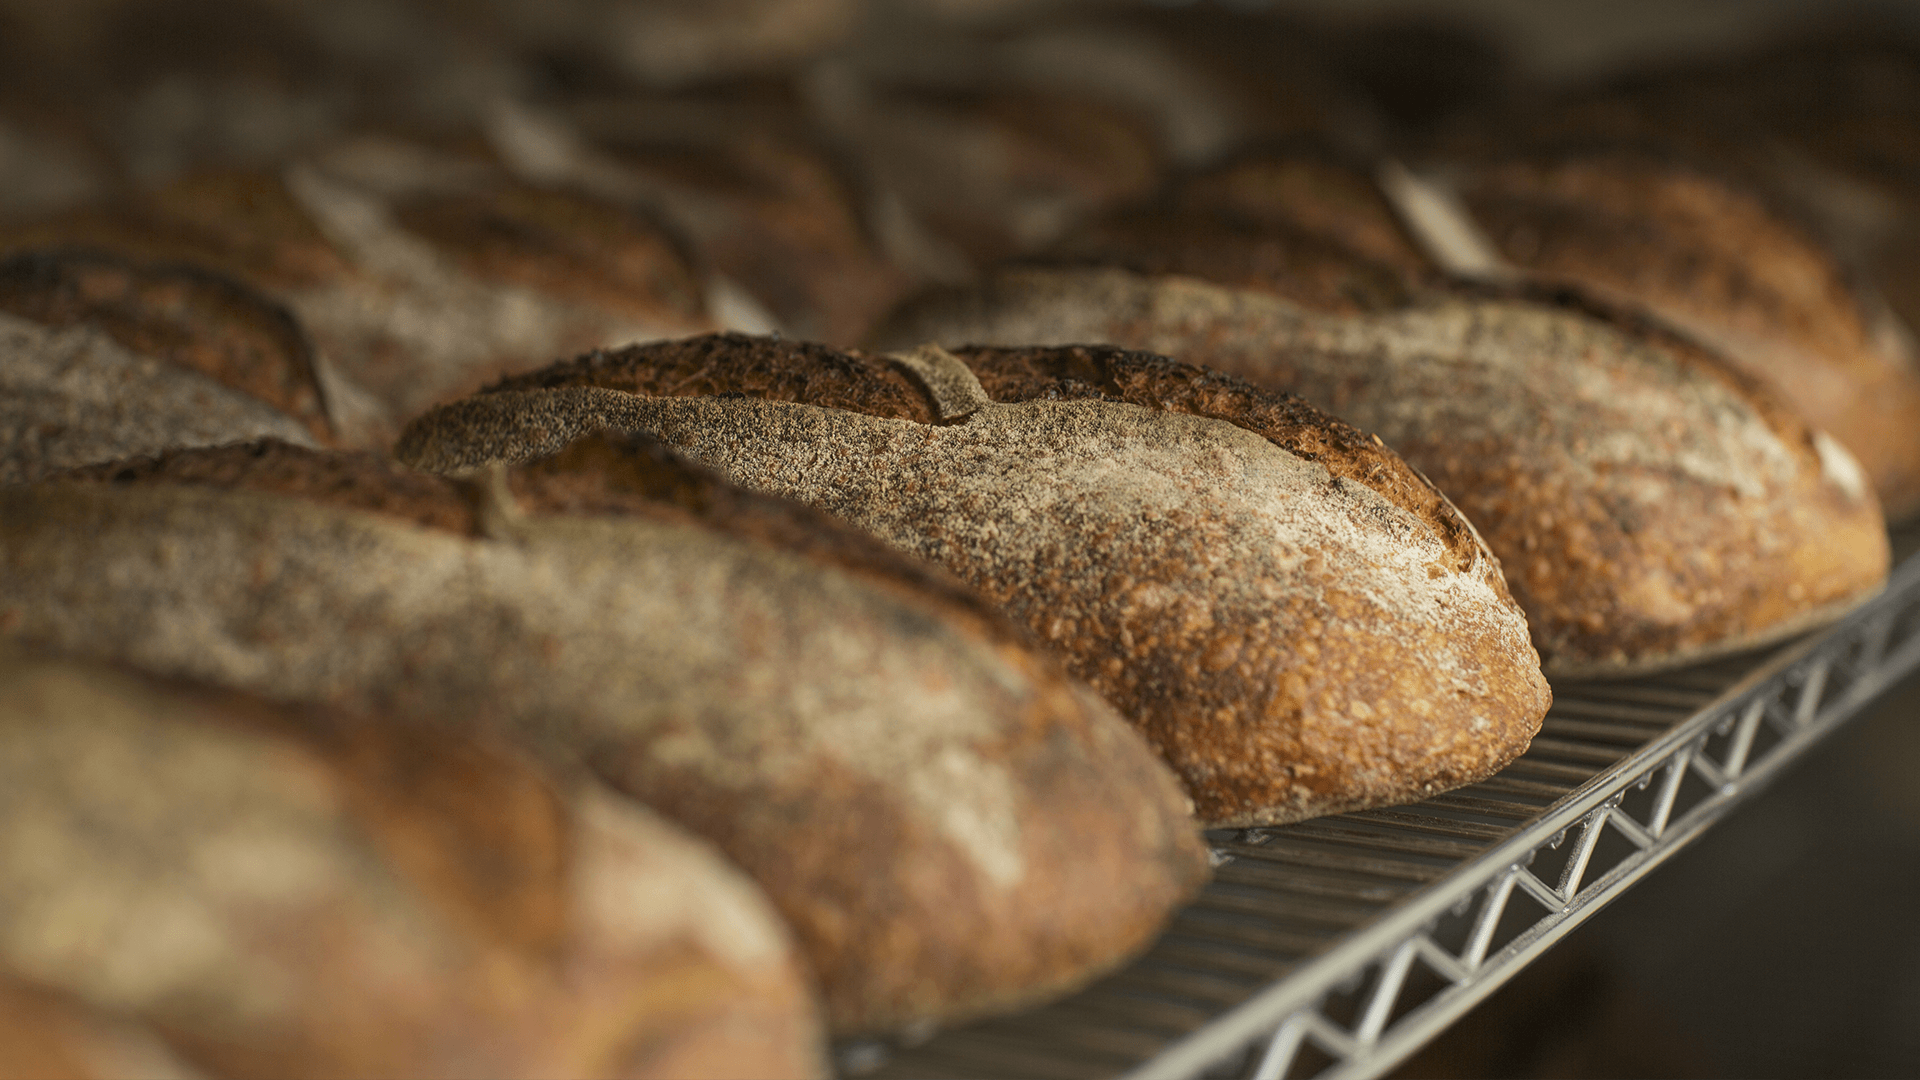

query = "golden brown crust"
0;249;332;442
822;80;1165;270
581;122;923;344
1;154;719;447
0;978;196;1080
0;172;350;292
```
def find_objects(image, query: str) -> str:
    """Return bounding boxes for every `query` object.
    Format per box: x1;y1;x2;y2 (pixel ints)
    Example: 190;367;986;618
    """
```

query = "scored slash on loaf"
398;333;1554;828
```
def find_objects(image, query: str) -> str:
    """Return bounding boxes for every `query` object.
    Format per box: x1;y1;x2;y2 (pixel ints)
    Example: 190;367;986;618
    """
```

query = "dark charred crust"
0;248;334;442
58;441;483;537
481;332;938;423
510;431;1022;636
1037;208;1422;314
958;344;1485;573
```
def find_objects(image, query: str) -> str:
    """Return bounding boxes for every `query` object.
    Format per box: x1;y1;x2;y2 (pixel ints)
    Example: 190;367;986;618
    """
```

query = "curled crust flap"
886;343;993;423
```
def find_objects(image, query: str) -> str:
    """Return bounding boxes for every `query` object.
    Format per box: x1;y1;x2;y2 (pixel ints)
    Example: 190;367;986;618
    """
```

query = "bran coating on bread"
955;342;1484;575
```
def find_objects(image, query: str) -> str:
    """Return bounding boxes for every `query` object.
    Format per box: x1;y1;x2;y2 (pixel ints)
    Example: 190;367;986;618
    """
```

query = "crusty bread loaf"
0;249;332;440
1452;147;1920;517
0;435;1205;1034
0;140;715;446
398;333;1551;827
0;647;823;1079
0;250;329;483
874;265;1890;676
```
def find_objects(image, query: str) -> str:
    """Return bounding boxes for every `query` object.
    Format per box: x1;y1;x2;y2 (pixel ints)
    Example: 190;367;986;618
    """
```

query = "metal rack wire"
845;523;1920;1080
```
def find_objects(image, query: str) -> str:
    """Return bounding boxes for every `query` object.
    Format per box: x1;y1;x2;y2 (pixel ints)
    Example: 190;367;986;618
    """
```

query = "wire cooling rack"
843;523;1920;1080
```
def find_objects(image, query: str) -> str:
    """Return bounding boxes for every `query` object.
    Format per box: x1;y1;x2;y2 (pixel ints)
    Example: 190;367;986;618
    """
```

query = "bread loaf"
0;140;715;445
1451;146;1920;517
0;435;1205;1033
0;647;823;1079
398;333;1551;826
875;264;1890;676
0;250;328;483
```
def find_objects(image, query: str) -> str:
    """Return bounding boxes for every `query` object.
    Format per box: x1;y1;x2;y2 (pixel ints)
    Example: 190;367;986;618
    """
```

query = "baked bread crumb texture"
0;1;1910;1074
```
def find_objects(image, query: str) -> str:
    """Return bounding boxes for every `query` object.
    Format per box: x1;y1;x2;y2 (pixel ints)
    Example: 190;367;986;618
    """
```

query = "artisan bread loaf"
0;139;715;445
0;436;1205;1034
0;647;822;1079
1450;146;1920;517
876;266;1890;676
0;250;327;483
398;334;1551;827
